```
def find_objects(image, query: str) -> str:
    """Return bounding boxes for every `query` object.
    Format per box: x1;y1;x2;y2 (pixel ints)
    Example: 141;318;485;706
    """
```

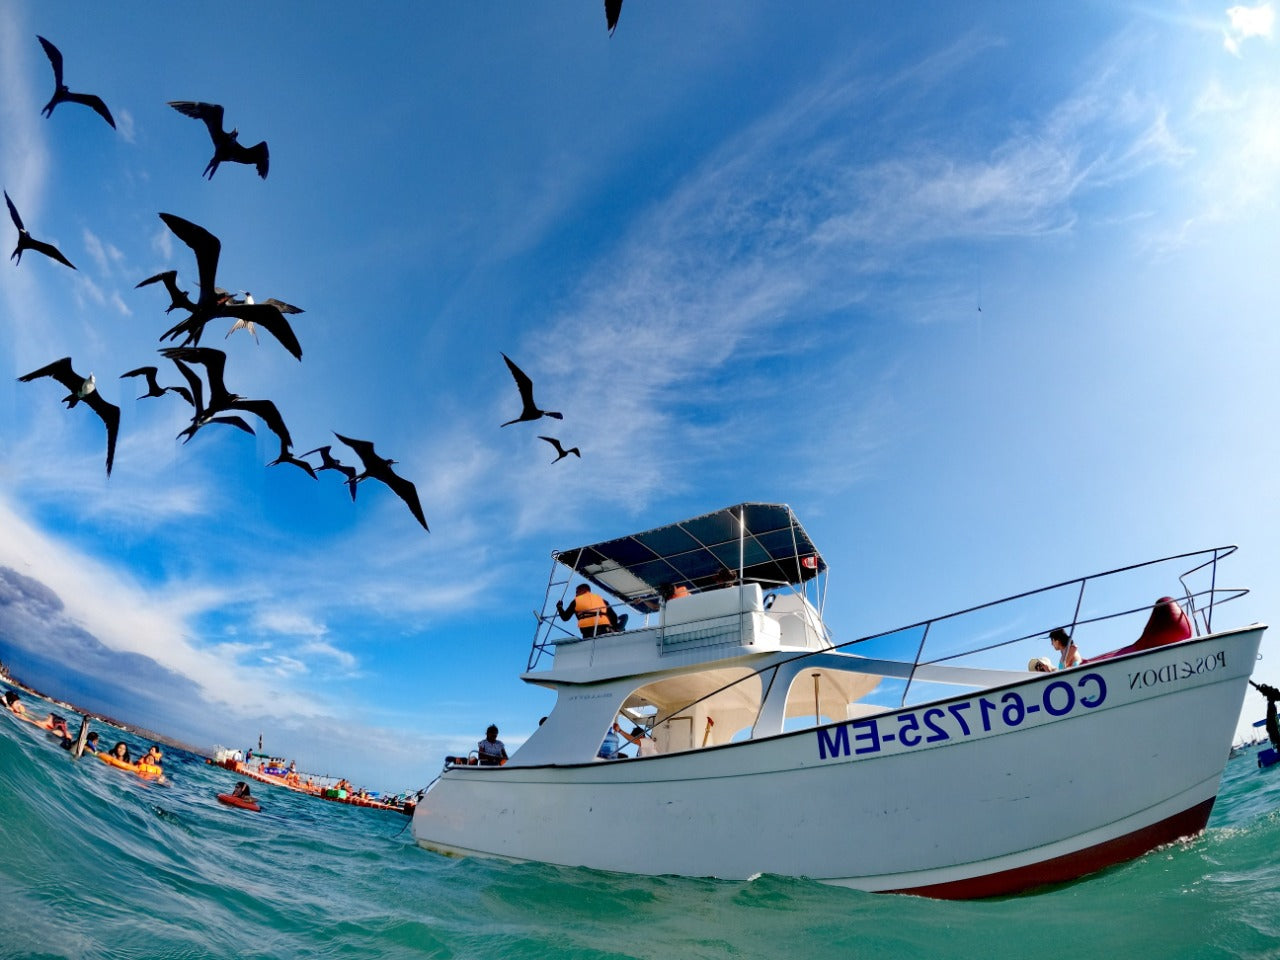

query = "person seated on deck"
477;725;508;766
557;584;627;636
616;723;658;757
714;567;739;589
1049;628;1083;669
662;583;690;602
2;690;26;717
1028;656;1055;673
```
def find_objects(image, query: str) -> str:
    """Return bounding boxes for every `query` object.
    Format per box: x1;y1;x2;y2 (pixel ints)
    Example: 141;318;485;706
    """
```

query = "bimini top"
554;502;825;613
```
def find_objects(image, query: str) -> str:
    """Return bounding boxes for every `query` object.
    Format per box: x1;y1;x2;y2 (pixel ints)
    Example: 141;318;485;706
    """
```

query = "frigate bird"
500;353;562;427
165;357;256;440
119;365;193;404
333;433;429;531
168;101;269;179
301;445;358;499
161;347;292;450
155;213;301;359
269;438;317;479
6;191;75;270
135;270;195;314
605;0;623;34
538;436;581;463
18;357;120;475
37;36;115;128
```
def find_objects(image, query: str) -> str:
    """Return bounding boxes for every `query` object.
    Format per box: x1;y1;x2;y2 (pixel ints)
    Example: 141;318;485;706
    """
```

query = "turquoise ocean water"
3;700;1280;960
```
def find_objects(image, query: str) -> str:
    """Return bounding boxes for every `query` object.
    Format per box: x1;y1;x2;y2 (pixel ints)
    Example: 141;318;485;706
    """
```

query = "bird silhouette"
334;433;429;531
500;353;562;427
161;347;292;450
538;436;581;463
6;191;76;270
168;101;269;179
302;445;359;499
605;0;623;34
269;438;318;479
119;365;193;404
37;36;115;129
18;357;120;475
165;357;256;440
136;270;195;314
154;214;301;359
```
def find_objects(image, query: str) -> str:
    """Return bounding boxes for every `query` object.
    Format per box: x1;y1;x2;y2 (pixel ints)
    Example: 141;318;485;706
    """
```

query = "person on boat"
477;725;508;766
1050;628;1083;669
109;742;132;764
615;723;658;757
2;690;25;717
557;584;627;636
597;723;621;759
662;583;690;601
1028;657;1054;673
714;567;739;588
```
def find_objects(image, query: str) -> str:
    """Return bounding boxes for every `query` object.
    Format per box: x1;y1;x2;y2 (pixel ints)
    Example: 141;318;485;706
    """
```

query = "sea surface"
2;700;1279;960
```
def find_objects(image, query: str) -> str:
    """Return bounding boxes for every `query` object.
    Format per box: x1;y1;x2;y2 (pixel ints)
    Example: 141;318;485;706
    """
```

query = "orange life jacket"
575;592;611;633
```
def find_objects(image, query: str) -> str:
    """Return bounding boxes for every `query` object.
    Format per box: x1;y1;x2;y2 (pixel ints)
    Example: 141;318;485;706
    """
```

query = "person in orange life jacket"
557;584;627;636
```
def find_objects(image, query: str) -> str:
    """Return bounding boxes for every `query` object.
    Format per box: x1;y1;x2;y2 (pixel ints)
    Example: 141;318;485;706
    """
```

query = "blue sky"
0;1;1277;790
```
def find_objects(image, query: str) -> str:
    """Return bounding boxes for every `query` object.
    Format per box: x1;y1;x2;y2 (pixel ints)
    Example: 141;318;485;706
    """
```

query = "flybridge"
551;502;826;614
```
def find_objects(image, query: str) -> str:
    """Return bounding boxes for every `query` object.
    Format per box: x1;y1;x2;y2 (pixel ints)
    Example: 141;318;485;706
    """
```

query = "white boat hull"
413;627;1263;897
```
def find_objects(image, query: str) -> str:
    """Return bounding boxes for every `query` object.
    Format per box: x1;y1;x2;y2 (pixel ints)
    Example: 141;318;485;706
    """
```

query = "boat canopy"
554;503;825;613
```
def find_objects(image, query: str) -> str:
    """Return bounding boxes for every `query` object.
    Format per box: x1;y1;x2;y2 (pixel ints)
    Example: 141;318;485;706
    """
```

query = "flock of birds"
9;35;585;535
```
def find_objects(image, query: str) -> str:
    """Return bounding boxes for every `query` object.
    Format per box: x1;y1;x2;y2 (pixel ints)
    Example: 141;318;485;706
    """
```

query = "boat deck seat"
1085;596;1193;664
663;583;763;627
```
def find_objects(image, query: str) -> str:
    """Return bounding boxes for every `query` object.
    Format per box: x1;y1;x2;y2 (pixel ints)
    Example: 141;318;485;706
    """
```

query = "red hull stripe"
892;796;1216;900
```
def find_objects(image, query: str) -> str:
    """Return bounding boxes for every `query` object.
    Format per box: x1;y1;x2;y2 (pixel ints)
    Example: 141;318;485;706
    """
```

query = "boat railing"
525;578;810;670
637;545;1248;738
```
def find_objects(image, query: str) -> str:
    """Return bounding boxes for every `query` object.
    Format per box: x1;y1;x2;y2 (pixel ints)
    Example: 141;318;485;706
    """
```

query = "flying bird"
302;445;359;499
500;353;562;427
119;365;193;404
6;191;76;270
37;36;115;128
18;357;120;475
168;101;269;179
136;270;195;314
334;433;429;531
161;347;292;450
538;436;581;463
605;0;622;34
154;213;302;359
269;438;317;479
166;357;256;440
223;292;304;344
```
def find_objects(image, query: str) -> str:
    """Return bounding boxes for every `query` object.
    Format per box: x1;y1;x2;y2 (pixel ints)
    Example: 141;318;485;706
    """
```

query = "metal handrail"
630;545;1248;734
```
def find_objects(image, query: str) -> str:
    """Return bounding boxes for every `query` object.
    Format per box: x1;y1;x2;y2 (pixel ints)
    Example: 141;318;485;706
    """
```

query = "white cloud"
1224;3;1274;55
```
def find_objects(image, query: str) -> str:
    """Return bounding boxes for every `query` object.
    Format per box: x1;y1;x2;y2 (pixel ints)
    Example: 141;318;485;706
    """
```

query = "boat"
411;503;1267;898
